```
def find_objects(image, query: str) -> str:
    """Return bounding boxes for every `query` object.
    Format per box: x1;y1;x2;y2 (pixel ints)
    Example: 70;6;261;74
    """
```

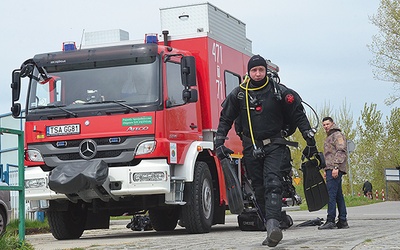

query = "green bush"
0;219;50;250
0;231;34;250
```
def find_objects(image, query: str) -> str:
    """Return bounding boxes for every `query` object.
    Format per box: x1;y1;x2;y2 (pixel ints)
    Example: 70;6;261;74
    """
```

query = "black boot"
262;219;283;247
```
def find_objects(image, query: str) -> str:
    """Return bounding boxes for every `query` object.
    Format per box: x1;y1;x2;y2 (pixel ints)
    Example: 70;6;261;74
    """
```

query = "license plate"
46;124;80;136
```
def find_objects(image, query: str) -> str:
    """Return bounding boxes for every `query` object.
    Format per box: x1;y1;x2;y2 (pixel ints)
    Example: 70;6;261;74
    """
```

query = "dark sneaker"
336;220;349;229
318;221;337;230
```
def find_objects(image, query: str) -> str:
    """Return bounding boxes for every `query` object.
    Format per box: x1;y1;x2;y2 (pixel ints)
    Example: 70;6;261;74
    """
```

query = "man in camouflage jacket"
318;116;349;230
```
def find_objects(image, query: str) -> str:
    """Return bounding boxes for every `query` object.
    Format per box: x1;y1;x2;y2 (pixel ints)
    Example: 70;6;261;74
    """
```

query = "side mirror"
11;69;23;118
11;103;21;118
182;89;198;103
181;56;197;87
11;70;21;102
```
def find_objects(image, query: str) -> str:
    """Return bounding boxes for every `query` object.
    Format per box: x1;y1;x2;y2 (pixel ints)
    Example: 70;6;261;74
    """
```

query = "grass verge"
299;195;382;210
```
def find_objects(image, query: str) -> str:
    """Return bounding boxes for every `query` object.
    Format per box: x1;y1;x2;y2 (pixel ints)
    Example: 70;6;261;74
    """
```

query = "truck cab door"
164;58;201;164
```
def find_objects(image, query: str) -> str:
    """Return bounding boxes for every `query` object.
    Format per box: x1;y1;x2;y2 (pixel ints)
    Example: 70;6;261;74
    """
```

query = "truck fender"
174;141;213;182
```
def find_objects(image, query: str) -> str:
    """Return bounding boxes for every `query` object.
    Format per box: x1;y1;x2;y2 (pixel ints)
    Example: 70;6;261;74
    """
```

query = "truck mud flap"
49;159;108;194
220;158;244;214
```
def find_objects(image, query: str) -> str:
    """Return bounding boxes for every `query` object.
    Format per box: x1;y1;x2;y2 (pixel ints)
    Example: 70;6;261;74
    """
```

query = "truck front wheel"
149;206;179;231
47;201;87;240
181;161;214;233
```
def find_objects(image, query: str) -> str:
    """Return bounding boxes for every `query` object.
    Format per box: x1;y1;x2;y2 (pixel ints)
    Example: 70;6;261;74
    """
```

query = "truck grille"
57;150;123;160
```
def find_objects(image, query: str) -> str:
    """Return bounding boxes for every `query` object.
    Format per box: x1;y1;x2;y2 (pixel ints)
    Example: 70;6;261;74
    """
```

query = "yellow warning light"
36;134;45;139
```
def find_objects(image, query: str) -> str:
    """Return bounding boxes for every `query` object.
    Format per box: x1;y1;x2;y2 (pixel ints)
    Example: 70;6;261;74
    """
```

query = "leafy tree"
353;103;385;194
381;107;400;199
369;0;400;104
382;107;400;167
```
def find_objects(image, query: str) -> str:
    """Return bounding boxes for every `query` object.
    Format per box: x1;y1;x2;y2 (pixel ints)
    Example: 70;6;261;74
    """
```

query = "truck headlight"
135;141;156;155
25;178;47;189
26;149;44;162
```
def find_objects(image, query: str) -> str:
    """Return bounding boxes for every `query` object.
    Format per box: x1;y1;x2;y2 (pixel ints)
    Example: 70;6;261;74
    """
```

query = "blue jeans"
325;170;347;222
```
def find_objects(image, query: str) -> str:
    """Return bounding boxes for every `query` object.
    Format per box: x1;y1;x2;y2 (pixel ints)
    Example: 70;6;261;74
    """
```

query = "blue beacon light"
145;34;158;44
63;41;76;51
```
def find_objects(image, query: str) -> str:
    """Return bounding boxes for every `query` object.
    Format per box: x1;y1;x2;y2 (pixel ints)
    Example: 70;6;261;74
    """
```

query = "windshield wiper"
31;103;78;117
83;100;139;113
49;103;78;117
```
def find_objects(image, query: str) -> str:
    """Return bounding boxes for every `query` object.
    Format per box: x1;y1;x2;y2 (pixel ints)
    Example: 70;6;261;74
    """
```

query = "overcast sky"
0;0;395;122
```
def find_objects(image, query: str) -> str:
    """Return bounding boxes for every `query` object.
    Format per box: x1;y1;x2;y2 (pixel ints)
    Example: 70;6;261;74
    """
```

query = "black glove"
314;152;325;169
216;145;234;160
252;147;265;158
302;137;317;160
302;135;317;159
305;136;316;147
302;145;317;159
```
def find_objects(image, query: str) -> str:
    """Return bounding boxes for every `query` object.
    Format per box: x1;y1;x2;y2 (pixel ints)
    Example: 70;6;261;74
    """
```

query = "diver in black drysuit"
215;54;318;247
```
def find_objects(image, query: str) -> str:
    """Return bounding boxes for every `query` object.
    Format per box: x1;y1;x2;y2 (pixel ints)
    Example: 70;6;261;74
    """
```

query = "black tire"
181;161;214;234
47;202;87;240
0;209;7;236
149;207;179;231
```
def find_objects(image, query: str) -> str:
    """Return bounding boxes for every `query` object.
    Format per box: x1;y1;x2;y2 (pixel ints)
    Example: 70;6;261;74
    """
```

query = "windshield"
27;59;160;112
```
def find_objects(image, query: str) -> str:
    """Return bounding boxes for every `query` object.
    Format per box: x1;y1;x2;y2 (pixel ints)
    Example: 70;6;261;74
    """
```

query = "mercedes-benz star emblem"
79;139;97;159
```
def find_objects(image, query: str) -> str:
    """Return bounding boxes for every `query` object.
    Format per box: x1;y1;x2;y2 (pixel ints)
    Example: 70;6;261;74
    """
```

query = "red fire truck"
10;3;296;240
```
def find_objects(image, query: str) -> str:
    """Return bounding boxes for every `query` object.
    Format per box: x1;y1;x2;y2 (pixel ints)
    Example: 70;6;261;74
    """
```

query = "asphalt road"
26;201;400;250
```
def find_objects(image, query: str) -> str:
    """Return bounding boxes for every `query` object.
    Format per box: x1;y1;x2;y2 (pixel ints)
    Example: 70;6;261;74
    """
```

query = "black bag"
49;159;108;194
237;208;266;231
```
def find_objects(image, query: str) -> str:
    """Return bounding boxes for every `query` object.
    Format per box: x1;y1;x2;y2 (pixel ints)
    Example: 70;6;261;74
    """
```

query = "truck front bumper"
25;159;185;210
